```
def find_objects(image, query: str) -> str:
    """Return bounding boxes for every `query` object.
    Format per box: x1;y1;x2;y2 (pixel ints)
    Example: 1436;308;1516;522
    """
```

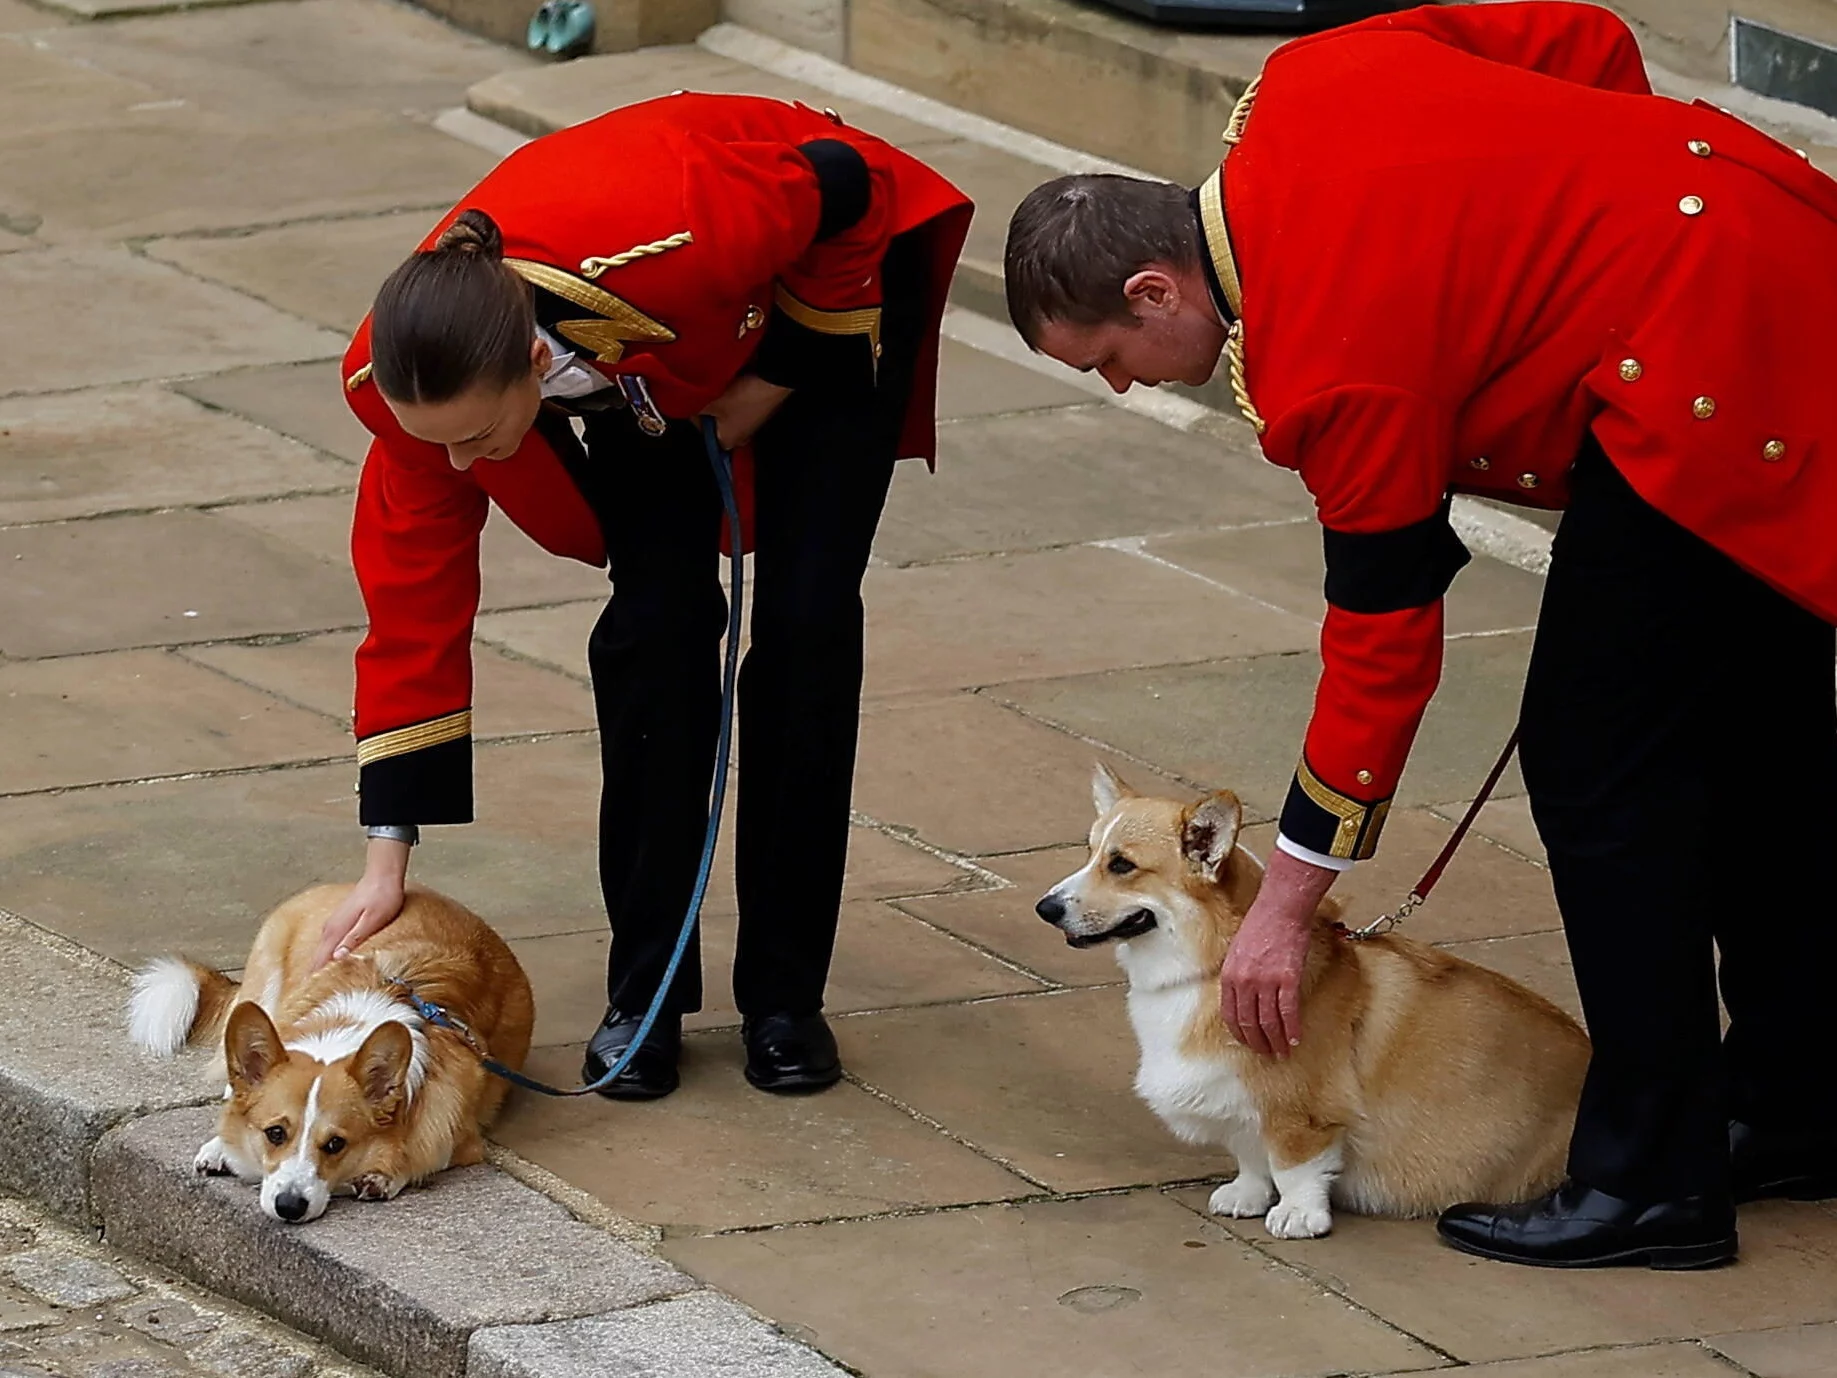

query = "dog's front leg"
193;1136;259;1183
1262;1123;1344;1240
1208;1126;1277;1218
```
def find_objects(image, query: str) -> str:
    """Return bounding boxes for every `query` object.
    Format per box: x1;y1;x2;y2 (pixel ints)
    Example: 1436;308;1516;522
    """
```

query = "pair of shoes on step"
580;1007;841;1101
1436;1121;1837;1270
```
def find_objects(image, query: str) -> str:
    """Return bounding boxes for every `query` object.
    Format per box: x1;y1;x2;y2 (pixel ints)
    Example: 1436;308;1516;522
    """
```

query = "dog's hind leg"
1208;1125;1278;1218
1263;1124;1345;1240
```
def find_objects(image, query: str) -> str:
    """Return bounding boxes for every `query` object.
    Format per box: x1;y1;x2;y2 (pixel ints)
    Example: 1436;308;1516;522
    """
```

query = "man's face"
1032;268;1229;395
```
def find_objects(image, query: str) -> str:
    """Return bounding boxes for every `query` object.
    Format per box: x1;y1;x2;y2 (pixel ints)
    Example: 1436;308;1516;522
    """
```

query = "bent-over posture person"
1003;0;1836;1268
324;93;970;1100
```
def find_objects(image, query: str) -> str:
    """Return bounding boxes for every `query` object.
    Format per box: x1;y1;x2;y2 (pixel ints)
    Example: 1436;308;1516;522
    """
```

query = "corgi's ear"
349;1021;415;1120
1092;762;1136;817
225;1003;285;1090
1181;792;1243;881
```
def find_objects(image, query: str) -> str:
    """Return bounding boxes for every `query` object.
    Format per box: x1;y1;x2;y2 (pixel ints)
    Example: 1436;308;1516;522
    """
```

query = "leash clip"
1344;891;1421;942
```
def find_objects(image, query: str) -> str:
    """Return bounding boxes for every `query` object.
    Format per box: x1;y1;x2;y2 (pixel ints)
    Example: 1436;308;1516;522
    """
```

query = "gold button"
738;305;765;338
1518;473;1540;489
1618;358;1643;382
1763;439;1787;461
1469;456;1490;471
873;342;884;359
1693;396;1717;419
1688;140;1712;157
823;106;844;124
1679;195;1704;215
1356;770;1374;786
670;88;687;95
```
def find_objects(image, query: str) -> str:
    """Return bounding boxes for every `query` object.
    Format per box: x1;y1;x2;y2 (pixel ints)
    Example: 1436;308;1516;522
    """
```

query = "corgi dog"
1037;766;1590;1240
128;884;533;1224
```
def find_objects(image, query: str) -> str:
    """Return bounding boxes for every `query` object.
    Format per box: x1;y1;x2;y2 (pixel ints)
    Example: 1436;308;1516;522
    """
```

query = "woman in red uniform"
1004;2;1837;1267
318;93;970;1100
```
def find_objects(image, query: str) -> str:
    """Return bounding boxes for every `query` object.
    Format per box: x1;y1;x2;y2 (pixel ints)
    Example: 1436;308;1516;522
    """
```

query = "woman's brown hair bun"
435;208;504;259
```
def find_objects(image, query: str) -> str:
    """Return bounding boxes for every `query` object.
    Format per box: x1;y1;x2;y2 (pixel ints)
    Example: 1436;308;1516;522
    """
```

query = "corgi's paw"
350;1172;406;1202
1208;1176;1278;1218
193;1137;236;1177
1263;1198;1333;1240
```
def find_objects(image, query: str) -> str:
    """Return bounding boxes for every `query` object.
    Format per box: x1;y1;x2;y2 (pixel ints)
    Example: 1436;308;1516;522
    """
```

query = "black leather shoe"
1731;1121;1837;1204
582;1006;681;1100
1436;1181;1737;1270
742;1012;841;1094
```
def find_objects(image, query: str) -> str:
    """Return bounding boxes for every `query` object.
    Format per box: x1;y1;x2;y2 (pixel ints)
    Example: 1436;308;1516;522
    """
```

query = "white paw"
1263;1199;1333;1240
1208;1176;1278;1218
350;1172;404;1202
193;1137;235;1177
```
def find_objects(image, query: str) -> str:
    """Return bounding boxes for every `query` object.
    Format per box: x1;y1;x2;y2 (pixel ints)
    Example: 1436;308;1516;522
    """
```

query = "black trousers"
1520;441;1837;1204
574;236;928;1020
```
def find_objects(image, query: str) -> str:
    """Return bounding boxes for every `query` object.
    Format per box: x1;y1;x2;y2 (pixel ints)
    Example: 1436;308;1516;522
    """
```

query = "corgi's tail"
127;957;239;1058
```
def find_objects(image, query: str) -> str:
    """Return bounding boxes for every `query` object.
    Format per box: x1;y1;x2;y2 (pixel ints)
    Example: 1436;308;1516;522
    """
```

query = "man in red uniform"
1004;1;1836;1267
333;93;970;1099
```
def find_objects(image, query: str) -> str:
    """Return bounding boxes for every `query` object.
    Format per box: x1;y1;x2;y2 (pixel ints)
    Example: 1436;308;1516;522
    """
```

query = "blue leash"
389;417;742;1097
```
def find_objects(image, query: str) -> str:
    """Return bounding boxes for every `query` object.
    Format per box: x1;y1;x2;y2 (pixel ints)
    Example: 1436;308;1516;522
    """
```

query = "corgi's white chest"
1125;981;1258;1144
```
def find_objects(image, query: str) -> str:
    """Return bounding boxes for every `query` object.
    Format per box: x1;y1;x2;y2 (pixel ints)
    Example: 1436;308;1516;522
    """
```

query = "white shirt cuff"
1275;832;1356;873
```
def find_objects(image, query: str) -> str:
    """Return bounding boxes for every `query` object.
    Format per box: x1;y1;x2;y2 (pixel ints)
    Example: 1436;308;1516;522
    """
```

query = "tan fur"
1045;770;1590;1232
158;885;532;1219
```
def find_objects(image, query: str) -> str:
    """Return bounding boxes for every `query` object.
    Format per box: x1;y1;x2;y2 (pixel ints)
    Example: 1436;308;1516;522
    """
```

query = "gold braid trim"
579;231;694;279
357;710;472;768
1221;74;1260;146
1227;320;1265;436
344;362;372;392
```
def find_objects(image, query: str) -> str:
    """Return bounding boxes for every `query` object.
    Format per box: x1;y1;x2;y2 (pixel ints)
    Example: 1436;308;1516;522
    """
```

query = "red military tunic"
342;93;971;823
1201;1;1837;862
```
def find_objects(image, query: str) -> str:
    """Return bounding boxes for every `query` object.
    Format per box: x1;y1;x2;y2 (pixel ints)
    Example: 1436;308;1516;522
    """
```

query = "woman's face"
386;339;549;471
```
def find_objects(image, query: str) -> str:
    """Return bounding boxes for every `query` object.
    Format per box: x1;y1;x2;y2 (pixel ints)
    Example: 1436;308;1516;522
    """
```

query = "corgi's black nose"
273;1192;310;1222
1035;894;1066;924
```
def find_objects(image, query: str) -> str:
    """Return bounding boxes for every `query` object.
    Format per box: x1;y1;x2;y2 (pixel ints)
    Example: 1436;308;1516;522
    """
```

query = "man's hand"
700;374;792;451
1219;846;1339;1056
313;839;411;970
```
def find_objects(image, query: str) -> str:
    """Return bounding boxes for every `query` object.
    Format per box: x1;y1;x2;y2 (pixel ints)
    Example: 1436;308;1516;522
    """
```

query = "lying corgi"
128;884;533;1224
1037;766;1589;1240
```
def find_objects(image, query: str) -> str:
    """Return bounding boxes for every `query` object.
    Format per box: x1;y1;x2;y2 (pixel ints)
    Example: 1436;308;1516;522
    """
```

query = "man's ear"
225;1003;286;1091
1181;792;1244;881
529;334;553;375
1121;267;1179;314
1093;762;1137;817
349;1021;415;1121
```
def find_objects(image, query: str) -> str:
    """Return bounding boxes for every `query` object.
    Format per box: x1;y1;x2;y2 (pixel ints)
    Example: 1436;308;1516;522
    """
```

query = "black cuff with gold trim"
356;710;474;826
748;285;881;393
1278;757;1389;861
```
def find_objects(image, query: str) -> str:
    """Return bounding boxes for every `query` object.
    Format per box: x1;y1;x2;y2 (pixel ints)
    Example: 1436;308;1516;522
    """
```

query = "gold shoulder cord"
1218;76;1265;437
578;231;694;279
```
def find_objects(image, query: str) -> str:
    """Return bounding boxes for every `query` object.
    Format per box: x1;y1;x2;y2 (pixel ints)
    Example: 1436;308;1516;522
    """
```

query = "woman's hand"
1219;846;1338;1056
700;374;792;451
312;838;411;970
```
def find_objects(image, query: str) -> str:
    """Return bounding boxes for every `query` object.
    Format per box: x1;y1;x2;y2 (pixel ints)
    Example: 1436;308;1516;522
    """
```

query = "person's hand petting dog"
1218;846;1337;1056
312;838;410;969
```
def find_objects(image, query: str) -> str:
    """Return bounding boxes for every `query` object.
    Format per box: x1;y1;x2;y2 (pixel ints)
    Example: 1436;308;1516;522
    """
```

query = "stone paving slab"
0;246;341;397
1395;1347;1770;1377
0;110;491;244
517;896;1043;1048
840;987;1222;1192
932;337;1088;422
1707;1320;1837;1377
666;1190;1437;1378
861;545;1318;700
175;362;372;464
470;1291;849;1378
1178;1190;1837;1363
0;384;350;526
147;210;432;334
492;1036;1036;1234
877;405;1313;566
35;0;524;121
467;45;959;151
0;913;210;1223
0;0;69;28
990;632;1534;824
853;694;1195;857
0;511;365;659
93;1106;697;1378
0;649;350;795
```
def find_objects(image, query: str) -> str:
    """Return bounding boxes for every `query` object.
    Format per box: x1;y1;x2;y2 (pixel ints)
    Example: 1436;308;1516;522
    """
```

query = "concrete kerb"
0;909;845;1378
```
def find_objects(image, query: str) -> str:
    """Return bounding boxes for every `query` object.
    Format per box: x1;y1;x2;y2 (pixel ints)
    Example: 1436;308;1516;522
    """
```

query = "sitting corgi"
1037;766;1589;1240
128;884;533;1223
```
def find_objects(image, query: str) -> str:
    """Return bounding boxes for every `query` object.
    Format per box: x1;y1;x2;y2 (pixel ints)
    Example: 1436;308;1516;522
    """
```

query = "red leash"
1342;728;1520;941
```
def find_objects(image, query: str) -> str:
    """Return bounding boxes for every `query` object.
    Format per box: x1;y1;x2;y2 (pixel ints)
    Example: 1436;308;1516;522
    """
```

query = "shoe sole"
1736;1175;1837;1205
1437;1230;1738;1271
744;1067;842;1094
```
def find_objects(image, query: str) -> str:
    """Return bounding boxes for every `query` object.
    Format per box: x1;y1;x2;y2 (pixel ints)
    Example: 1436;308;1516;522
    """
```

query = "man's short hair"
1003;174;1200;348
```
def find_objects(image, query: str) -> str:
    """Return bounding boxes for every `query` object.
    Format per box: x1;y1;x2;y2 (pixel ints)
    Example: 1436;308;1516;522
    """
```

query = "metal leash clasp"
1345;890;1422;942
